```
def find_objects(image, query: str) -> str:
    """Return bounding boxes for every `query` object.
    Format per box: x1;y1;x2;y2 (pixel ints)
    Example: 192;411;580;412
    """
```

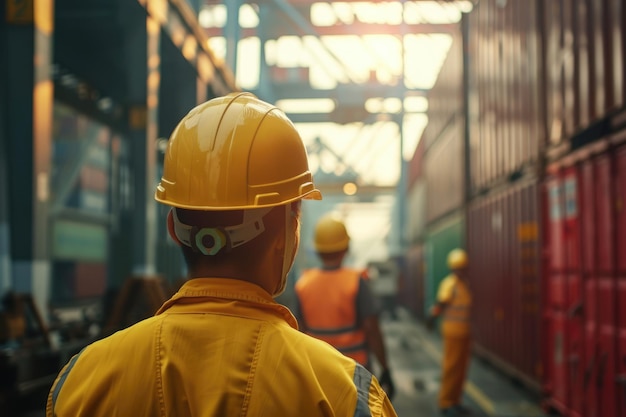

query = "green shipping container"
424;211;465;317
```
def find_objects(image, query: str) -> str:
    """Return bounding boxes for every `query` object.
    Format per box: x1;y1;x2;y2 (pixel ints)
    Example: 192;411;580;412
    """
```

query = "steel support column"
0;12;9;294
3;0;54;316
124;7;159;279
256;3;274;103
224;0;241;75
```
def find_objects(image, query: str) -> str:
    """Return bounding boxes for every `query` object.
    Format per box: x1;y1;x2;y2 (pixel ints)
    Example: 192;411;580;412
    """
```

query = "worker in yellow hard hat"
46;93;398;417
294;214;396;401
427;248;473;417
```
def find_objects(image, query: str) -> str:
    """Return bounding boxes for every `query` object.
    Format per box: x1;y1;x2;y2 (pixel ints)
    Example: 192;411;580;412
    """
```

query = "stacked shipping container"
401;138;427;318
50;104;113;302
403;21;465;318
464;0;544;390
404;0;626;414
541;0;626;415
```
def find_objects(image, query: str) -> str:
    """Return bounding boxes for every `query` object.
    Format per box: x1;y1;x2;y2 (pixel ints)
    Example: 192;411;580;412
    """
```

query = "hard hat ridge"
155;92;322;210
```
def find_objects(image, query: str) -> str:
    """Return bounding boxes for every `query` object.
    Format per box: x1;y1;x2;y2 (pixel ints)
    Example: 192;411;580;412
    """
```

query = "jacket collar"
155;277;299;329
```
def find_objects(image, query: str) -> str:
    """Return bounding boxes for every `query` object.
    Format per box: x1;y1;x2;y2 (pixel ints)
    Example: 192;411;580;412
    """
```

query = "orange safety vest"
295;268;369;366
439;275;472;337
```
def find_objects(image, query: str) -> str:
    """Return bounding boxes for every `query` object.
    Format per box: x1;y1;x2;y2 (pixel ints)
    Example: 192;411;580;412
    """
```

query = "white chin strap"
172;207;272;256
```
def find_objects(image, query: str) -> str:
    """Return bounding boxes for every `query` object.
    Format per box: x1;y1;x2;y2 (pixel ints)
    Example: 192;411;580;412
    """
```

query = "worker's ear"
167;209;183;246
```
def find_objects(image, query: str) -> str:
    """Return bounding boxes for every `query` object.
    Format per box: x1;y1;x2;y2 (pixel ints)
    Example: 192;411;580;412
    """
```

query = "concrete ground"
380;308;548;417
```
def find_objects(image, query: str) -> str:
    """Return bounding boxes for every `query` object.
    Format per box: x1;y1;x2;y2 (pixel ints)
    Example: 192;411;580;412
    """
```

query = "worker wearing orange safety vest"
46;93;398;417
427;248;473;417
294;214;395;401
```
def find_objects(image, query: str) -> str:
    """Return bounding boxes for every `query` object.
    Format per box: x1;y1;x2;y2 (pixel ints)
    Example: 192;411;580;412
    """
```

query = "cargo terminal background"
1;1;626;416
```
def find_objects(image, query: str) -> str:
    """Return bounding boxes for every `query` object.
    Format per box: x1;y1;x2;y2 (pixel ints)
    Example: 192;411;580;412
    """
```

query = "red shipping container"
593;154;618;417
407;137;425;190
543;168;569;415
468;178;542;390
425;124;464;224
467;0;542;192
545;0;625;141
573;0;591;130
615;143;626;417
419;27;464;224
581;159;600;417
563;166;584;417
543;144;621;417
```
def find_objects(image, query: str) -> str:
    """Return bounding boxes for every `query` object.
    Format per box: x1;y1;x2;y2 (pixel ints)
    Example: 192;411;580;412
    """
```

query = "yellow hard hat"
447;248;468;269
155;92;322;210
314;214;350;253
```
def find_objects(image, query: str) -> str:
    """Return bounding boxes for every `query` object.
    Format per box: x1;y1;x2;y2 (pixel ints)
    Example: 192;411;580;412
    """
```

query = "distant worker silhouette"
294;214;396;401
46;93;398;417
427;248;473;416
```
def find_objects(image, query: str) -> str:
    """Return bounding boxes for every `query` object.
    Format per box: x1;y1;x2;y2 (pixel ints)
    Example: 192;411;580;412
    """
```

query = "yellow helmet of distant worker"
314;214;350;253
155;92;322;210
447;248;468;270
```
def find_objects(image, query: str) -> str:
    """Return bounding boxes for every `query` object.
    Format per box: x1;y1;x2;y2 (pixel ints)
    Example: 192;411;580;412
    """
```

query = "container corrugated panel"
468;178;542;389
542;164;585;416
580;159;600;417
400;244;425;319
590;1;606;120
543;0;566;145
425;122;464;224
607;0;624;110
407;136;425;191
592;154;618;417
542;143;624;417
573;1;591;131
544;0;625;149
421;28;463;153
407;179;426;244
424;212;464;318
614;143;626;417
468;0;542;192
419;19;464;224
407;134;427;244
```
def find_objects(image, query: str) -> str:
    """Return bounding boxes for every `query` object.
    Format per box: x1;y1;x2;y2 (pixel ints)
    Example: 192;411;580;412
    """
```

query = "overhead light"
343;182;358;196
276;98;335;114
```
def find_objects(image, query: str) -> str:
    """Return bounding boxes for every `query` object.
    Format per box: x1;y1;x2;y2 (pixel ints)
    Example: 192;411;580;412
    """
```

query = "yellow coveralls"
436;274;472;410
47;278;397;417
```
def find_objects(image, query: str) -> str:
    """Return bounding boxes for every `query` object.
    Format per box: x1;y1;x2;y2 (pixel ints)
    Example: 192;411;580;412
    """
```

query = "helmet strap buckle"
191;226;229;256
171;207;272;256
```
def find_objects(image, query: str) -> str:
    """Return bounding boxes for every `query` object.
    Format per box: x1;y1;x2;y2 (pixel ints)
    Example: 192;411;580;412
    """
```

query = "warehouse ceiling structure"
198;0;472;261
200;0;470;185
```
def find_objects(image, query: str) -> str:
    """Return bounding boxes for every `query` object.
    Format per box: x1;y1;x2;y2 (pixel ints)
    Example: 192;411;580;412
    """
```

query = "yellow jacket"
47;278;397;417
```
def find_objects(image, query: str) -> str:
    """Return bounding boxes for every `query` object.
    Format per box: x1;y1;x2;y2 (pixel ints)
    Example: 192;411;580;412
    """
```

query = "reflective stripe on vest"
441;278;471;336
51;348;85;411
353;364;373;417
295;268;369;366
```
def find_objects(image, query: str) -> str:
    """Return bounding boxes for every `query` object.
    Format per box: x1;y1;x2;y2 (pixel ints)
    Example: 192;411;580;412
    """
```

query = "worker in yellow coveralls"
427;248;472;417
46;93;398;417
